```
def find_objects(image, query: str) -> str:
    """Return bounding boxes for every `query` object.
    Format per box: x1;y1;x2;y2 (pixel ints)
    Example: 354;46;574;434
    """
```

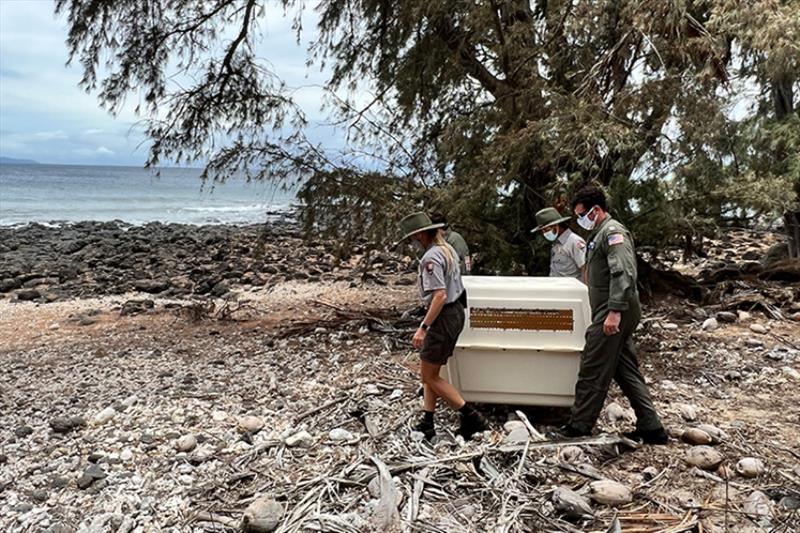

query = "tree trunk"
784;209;800;259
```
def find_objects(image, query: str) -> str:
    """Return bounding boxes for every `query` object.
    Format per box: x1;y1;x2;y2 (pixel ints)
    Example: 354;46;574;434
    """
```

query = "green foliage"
57;0;800;268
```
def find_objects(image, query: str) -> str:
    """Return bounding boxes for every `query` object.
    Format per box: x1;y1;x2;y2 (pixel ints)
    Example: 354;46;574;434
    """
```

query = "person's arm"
604;230;636;335
464;255;472;273
572;237;587;283
413;254;447;348
413;289;446;348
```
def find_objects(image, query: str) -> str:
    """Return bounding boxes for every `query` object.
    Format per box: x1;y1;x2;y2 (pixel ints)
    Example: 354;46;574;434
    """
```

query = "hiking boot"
624;426;669;445
545;424;590;441
458;408;487;439
413;418;436;441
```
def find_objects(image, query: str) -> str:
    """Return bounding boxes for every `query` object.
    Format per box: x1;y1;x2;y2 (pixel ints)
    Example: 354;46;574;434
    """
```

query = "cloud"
33;130;68;140
96;146;114;155
83;129;104;135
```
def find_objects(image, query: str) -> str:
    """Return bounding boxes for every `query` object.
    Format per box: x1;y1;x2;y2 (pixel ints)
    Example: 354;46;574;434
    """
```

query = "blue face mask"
543;229;558;242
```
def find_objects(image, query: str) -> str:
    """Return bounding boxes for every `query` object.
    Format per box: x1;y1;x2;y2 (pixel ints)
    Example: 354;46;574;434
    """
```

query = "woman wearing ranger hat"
398;212;487;440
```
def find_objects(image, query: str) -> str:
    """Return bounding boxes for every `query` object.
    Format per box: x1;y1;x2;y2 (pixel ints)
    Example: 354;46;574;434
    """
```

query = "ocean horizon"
0;162;297;226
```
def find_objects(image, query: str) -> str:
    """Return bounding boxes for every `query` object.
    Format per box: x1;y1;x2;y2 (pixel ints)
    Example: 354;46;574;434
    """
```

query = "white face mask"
411;239;425;253
577;206;597;231
543;229;558;242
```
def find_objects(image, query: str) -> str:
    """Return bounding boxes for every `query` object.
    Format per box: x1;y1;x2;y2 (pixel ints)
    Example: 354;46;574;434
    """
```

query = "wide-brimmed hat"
531;207;572;233
398;212;445;242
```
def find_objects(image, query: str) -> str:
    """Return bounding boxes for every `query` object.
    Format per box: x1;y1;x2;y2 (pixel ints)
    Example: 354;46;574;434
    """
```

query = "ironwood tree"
56;0;800;270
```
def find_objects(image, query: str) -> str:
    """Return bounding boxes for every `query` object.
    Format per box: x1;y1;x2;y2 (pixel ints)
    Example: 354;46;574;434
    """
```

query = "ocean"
0;163;297;226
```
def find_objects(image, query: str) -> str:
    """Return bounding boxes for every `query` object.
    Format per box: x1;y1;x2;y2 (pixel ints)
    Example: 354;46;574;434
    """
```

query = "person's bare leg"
422;383;438;412
420;361;465;410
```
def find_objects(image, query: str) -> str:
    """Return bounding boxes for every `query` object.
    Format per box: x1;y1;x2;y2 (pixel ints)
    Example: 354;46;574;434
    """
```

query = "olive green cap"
531;207;572;233
398;212;445;241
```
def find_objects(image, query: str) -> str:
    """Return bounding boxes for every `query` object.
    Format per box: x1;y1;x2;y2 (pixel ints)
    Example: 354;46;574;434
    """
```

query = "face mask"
577;206;597;231
411;239;425;253
543;230;558;242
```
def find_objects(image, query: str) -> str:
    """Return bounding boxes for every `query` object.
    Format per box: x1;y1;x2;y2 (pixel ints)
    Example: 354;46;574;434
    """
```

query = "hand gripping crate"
444;276;591;406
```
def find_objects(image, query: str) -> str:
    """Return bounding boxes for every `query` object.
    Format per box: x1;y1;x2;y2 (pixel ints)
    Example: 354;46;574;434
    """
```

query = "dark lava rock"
120;298;155;316
49;416;87;434
88;452;105;463
716;311;737;323
14;425;34;438
51;476;70;489
76;474;94;490
85;464;107;480
14;503;33;513
0;277;21;292
32;489;48;502
132;279;170;293
16;288;41;301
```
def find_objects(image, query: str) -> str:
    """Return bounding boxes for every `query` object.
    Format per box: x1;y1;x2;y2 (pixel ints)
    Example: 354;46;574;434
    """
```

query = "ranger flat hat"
531;207;572;233
398;212;445;242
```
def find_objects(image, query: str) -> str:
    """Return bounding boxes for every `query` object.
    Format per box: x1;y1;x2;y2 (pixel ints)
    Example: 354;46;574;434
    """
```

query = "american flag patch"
608;234;624;246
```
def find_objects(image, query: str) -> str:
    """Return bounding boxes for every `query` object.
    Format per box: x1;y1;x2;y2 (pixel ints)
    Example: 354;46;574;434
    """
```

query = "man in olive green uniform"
548;186;667;444
430;213;471;274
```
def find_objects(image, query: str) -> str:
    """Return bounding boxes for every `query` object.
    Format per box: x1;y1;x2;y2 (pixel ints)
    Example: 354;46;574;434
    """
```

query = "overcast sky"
0;0;337;166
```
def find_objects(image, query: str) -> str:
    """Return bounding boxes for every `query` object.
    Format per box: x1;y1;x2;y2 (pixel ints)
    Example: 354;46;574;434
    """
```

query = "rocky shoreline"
0;221;412;303
1;224;799;532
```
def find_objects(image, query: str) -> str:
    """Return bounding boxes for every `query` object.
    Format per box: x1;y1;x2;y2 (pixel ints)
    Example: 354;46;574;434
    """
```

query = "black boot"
545;424;590;440
458;405;487;439
624;426;669;445
413;411;436;440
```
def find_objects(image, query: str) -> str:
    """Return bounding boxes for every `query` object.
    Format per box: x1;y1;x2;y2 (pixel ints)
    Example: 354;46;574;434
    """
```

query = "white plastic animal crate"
444;276;591;406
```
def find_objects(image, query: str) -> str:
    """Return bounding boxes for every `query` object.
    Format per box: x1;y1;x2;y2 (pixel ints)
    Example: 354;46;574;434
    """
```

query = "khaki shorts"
420;304;465;365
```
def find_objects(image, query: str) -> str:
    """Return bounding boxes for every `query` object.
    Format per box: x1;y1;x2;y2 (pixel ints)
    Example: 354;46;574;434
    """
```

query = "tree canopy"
56;0;800;270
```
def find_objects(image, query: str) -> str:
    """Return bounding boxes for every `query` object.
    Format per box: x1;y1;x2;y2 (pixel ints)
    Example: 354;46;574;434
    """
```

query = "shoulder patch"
424;261;435;273
575;240;585;250
608;234;624;246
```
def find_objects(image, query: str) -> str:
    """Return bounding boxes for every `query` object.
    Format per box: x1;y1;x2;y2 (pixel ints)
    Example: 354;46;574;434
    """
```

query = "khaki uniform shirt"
549;229;586;279
418;243;464;307
585;217;639;317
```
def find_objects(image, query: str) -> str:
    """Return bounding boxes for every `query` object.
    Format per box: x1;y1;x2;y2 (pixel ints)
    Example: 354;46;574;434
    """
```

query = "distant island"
0;156;40;165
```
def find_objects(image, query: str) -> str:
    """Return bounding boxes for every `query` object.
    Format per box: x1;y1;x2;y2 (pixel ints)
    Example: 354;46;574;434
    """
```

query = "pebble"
14;426;34;438
32;489;48;502
328;428;354;442
744;490;772;519
558;445;585;464
782;366;800;380
589;480;633;506
285;430;314;448
120;449;134;462
642;466;660;480
175;435;197;452
605;401;633;423
92;406;117;425
745;338;764;347
662;323;679;331
749;323;767;334
364;384;381;395
503;420;526;433
389;389;403;400
49;416;86;434
716;311;737;323
701;318;718;331
242;495;284;532
677;403;698;421
238;415;265;434
503;427;530;444
737;310;752;322
685;446;724;470
211;410;228;421
736;457;765;478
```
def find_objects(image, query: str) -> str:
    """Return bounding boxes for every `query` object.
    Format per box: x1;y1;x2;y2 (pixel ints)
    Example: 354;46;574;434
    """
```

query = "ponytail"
433;234;455;274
